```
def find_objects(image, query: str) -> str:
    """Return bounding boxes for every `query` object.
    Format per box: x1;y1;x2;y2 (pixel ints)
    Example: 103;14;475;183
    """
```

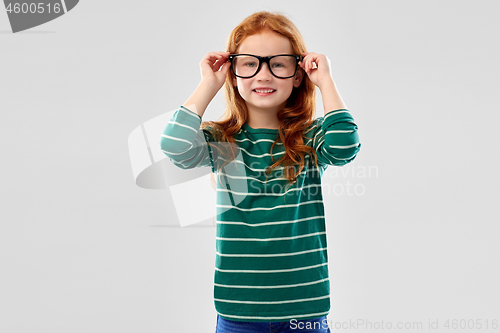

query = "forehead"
238;30;293;56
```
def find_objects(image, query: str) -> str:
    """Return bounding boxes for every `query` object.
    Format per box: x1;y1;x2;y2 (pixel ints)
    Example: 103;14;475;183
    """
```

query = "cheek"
236;79;252;95
278;82;294;97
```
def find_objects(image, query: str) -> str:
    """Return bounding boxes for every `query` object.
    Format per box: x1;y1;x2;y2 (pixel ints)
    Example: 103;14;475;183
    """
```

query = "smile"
253;89;276;94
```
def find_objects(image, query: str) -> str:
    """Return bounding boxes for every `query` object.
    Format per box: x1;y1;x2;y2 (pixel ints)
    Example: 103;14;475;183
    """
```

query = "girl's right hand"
199;51;231;92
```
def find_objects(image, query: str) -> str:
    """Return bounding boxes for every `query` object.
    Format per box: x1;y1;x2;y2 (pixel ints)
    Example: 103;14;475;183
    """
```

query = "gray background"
1;0;499;332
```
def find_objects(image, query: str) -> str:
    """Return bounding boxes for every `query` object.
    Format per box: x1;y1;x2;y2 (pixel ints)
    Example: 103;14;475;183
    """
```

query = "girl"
160;11;360;333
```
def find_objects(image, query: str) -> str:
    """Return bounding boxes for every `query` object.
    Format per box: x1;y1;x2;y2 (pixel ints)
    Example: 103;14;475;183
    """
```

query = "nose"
255;62;272;80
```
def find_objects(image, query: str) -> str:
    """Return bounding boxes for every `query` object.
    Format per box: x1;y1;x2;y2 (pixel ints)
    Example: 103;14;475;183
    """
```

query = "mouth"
252;88;276;96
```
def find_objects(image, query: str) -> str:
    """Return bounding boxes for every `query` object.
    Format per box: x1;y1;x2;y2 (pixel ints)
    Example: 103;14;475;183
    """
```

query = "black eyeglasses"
227;54;302;79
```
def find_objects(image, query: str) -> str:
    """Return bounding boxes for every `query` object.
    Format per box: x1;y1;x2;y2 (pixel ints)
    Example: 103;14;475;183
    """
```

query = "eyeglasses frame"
227;54;303;79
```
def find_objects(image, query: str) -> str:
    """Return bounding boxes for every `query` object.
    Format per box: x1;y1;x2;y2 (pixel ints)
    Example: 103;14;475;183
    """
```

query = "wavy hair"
201;10;319;193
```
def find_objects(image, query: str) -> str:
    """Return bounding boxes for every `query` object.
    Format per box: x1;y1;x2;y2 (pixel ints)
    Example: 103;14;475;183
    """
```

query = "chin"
250;104;283;112
248;99;288;110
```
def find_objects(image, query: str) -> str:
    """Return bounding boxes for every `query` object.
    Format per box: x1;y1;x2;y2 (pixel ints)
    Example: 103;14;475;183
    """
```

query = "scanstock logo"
3;0;79;33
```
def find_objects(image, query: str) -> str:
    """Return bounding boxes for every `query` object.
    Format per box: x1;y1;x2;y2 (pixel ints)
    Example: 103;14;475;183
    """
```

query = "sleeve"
158;105;216;173
311;109;361;167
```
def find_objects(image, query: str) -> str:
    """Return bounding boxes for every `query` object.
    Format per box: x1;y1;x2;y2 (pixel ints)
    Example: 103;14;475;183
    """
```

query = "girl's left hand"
299;52;334;90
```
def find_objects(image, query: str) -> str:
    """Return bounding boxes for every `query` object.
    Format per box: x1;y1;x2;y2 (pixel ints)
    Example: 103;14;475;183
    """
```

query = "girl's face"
232;30;303;115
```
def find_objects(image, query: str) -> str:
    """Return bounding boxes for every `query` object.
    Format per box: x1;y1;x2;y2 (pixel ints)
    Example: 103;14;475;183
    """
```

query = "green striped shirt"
159;105;360;322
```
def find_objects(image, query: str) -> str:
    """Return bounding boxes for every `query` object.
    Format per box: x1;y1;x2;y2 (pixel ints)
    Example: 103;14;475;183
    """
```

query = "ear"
293;67;304;88
232;75;237;88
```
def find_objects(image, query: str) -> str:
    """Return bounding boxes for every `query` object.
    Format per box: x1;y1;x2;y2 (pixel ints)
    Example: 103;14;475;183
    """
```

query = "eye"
272;63;285;68
244;61;258;67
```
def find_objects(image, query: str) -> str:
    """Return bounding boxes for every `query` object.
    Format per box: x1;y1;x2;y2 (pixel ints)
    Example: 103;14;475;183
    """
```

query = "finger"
215;51;230;58
212;59;221;72
201;54;219;69
213;58;227;72
300;55;308;71
299;54;305;69
209;51;230;57
205;52;229;64
204;53;228;71
305;54;314;71
305;57;311;73
215;52;231;67
220;61;231;74
213;51;230;61
309;55;318;71
306;56;313;72
300;59;307;73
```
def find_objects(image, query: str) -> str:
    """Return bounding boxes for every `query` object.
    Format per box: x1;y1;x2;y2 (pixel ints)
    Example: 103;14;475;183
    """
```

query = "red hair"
201;11;319;191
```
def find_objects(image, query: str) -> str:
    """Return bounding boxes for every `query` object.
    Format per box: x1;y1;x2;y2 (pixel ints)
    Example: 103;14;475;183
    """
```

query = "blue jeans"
215;314;331;333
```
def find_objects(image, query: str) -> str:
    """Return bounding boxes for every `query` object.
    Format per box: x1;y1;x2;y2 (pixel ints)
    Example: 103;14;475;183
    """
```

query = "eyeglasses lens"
233;55;297;78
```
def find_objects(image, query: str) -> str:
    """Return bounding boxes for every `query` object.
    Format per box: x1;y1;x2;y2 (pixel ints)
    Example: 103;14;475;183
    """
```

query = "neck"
246;103;285;129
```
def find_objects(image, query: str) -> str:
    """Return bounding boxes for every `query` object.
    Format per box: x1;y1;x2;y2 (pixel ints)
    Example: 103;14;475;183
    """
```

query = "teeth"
254;89;274;93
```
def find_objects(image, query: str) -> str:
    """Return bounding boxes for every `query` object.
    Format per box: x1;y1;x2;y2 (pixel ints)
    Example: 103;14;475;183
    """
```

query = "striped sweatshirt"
159;105;361;322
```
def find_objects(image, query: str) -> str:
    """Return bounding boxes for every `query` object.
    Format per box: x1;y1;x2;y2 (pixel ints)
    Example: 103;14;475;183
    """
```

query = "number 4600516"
6;3;62;14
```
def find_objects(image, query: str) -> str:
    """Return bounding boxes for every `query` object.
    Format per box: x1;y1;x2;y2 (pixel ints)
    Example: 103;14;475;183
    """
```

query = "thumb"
219;61;231;75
